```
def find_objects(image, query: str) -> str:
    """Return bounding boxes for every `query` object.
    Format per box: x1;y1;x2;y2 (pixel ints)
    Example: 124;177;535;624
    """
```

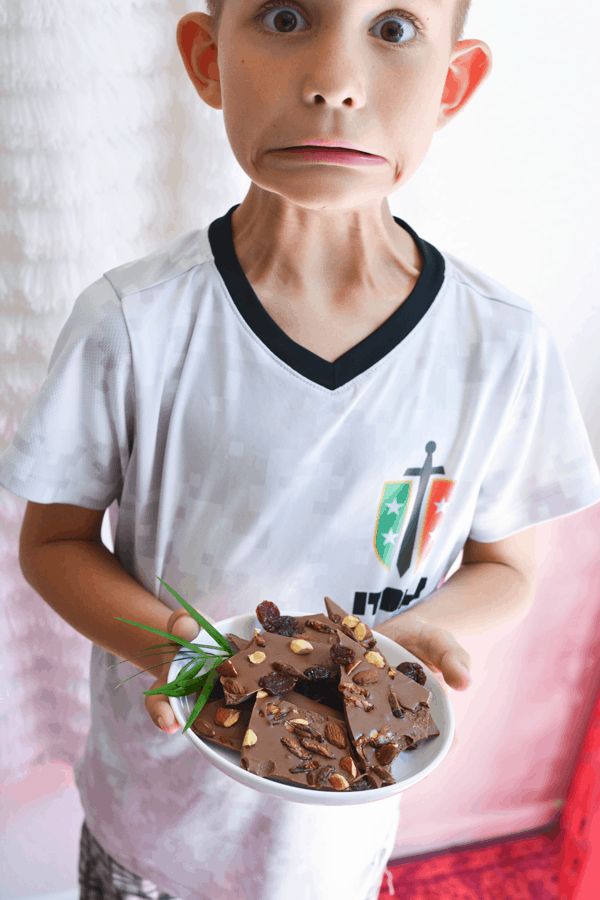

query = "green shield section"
374;481;411;570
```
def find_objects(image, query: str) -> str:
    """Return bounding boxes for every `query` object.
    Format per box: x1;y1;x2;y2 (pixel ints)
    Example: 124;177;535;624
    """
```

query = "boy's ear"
435;40;493;132
176;12;222;110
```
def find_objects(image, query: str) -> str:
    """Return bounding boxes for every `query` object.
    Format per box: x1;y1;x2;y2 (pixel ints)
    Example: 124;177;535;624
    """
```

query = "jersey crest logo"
373;481;412;570
374;441;455;576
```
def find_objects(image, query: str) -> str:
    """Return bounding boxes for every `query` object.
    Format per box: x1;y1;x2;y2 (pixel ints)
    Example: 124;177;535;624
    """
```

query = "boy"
2;1;599;899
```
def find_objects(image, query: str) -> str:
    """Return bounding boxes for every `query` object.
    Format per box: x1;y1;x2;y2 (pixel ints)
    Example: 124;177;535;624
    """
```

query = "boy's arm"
19;501;199;734
18;501;197;674
376;526;537;688
408;527;537;638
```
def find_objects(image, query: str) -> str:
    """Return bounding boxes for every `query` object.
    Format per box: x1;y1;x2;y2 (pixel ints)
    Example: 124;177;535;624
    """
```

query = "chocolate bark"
217;630;341;706
323;596;376;647
225;633;252;653
191;689;344;752
191;698;253;750
195;597;442;793
240;692;363;791
336;643;434;770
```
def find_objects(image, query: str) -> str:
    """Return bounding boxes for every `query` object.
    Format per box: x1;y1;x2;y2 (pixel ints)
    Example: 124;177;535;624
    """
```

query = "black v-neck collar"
208;203;445;390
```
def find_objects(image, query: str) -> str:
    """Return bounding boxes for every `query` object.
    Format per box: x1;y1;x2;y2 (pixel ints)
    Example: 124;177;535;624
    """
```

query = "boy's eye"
256;2;420;45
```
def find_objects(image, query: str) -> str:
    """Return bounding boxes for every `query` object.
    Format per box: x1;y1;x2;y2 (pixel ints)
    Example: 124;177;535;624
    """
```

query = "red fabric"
379;830;560;899
556;680;600;899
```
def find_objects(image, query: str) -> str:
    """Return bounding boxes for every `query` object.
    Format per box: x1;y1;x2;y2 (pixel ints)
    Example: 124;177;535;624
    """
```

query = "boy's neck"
231;188;423;363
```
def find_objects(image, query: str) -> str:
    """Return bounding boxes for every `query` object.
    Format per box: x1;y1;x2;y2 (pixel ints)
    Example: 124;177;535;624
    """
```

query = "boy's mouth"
274;145;387;165
287;140;381;157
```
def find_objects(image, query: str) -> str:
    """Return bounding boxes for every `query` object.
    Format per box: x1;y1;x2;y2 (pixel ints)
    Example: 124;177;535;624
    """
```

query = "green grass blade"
114;618;201;652
182;669;219;733
156;578;232;654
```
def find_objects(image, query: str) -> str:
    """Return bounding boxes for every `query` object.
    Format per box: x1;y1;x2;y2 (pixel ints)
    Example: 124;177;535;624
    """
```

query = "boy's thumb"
167;609;201;641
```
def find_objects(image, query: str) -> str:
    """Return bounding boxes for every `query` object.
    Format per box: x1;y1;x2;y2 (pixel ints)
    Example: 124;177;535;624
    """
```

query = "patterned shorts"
78;821;182;900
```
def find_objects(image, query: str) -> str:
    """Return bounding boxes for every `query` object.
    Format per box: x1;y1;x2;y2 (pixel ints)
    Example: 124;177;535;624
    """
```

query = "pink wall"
393;502;600;856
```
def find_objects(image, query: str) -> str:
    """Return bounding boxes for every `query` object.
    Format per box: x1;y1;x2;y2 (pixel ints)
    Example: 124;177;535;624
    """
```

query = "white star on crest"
386;498;402;516
382;529;399;546
435;497;449;515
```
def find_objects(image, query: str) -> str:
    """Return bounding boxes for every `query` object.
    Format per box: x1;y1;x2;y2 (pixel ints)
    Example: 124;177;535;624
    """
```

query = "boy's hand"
144;609;201;734
374;613;472;692
375;614;469;758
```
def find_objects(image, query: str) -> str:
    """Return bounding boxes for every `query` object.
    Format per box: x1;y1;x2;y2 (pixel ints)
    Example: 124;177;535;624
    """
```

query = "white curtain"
0;0;248;785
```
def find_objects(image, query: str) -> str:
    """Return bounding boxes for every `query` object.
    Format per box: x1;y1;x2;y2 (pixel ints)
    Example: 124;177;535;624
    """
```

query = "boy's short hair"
205;0;473;48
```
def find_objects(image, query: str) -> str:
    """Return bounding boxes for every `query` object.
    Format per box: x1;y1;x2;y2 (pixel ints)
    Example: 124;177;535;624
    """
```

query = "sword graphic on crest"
396;441;445;578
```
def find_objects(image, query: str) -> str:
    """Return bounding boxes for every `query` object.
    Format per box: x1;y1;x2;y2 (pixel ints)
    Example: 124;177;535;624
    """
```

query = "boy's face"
180;0;491;211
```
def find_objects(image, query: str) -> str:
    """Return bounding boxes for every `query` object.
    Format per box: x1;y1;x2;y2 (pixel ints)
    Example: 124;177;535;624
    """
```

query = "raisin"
258;672;297;695
396;661;427;686
272;662;302;678
350;777;373;792
330;644;356;667
303;665;333;681
256;601;281;632
274;615;303;637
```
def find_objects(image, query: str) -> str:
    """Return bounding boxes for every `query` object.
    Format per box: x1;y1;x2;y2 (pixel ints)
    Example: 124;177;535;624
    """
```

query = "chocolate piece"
191;698;253;751
220;631;347;706
335;636;434;765
225;633;252;653
240;693;362;791
323;597;375;646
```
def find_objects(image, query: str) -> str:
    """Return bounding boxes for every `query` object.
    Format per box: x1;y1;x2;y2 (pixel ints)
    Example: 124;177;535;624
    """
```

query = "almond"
253;628;267;647
342;615;360;628
353;669;379;686
340;757;358;780
193;719;216;738
354;623;367;641
214;707;241;728
388;668;396;679
300;738;335;758
365;651;385;668
329;773;350;791
215;658;238;678
256;690;268;698
325;722;348;749
243;728;258;747
289;639;313;655
248;651;266;665
376;743;399;766
222;678;246;695
281;736;313;760
289;718;310;725
346;658;362;676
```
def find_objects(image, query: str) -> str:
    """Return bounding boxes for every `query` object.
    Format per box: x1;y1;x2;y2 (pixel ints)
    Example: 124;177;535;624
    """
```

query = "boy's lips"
273;142;387;164
285;140;384;158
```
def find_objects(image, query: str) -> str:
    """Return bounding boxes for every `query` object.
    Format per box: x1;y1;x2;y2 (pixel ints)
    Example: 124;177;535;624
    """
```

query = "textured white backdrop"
1;0;599;897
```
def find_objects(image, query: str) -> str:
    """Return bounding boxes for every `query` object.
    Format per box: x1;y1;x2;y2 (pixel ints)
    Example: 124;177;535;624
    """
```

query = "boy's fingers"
418;624;472;691
167;608;201;642
145;693;179;733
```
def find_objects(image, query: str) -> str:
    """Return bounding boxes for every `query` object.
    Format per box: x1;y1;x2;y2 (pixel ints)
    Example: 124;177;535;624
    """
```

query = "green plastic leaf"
156;578;232;654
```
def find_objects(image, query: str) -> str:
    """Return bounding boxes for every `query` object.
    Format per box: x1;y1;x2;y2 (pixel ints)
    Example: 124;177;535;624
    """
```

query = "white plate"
169;611;454;806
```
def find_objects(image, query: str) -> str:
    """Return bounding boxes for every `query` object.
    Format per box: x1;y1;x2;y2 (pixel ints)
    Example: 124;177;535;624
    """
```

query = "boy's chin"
247;174;396;212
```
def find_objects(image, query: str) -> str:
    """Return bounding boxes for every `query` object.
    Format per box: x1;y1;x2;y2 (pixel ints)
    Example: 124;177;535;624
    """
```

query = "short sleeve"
470;313;600;542
0;276;134;510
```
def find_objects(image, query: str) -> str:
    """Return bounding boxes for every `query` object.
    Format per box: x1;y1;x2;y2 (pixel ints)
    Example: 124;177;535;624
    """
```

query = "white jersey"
1;204;599;900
